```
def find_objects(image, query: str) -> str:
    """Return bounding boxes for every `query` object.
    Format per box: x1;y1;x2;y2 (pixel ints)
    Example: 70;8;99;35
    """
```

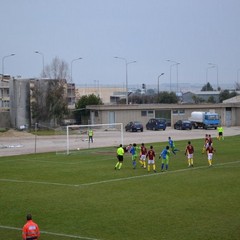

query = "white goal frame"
66;123;124;155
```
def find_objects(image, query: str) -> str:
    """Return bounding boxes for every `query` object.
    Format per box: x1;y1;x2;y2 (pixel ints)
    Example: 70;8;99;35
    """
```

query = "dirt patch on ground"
0;129;33;138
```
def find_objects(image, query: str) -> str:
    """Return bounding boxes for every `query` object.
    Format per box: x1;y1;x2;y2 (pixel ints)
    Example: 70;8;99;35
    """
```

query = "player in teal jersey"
160;146;170;171
168;137;179;155
130;143;138;169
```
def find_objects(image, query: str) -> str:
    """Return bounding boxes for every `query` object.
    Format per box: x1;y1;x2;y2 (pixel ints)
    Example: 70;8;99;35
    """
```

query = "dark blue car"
146;118;167;131
174;120;192;130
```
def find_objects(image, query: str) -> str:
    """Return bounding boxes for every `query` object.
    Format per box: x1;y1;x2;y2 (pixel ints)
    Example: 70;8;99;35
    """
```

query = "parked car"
125;121;143;132
157;118;171;126
174;120;192;130
146;118;167;131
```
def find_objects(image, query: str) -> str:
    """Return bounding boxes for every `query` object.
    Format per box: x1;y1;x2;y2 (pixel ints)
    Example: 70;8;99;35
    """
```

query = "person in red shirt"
202;134;209;154
185;141;194;167
206;143;215;167
22;213;40;240
139;143;148;169
146;145;156;173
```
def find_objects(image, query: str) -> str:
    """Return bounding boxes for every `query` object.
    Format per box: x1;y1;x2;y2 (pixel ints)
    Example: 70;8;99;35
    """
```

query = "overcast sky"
1;0;240;90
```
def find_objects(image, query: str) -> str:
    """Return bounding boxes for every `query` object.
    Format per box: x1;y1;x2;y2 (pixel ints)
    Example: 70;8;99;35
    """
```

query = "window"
173;109;185;115
141;110;154;117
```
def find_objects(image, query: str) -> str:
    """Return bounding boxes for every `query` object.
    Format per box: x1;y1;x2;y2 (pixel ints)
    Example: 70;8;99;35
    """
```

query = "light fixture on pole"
208;62;219;89
114;56;136;105
71;57;82;82
70;57;82;106
35;51;45;77
157;73;164;97
2;53;15;78
167;59;180;92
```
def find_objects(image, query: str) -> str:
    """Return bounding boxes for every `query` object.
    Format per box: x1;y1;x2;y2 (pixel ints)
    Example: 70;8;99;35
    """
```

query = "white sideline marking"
0;161;239;188
0;225;101;240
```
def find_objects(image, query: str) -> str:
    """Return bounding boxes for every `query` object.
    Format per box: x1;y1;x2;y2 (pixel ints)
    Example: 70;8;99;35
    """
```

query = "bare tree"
44;56;70;81
31;57;70;126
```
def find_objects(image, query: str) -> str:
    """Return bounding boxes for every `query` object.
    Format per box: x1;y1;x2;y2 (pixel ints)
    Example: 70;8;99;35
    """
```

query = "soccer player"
115;144;125;170
146;145;156;173
202;134;210;154
88;128;94;143
130;143;138;169
139;143;148;169
185;141;194;167
217;125;224;140
22;213;40;240
206;142;215;167
160;146;170;171
168;137;179;155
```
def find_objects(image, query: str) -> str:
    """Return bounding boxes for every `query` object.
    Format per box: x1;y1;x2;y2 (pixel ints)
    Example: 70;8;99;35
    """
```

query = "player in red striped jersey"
185;141;194;167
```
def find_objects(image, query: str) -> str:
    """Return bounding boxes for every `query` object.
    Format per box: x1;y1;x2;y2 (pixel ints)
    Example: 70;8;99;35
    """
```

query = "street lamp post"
114;56;136;105
157;73;164;97
167;59;180;92
71;57;82;82
35;51;45;77
237;68;240;86
2;54;15;78
70;57;82;106
94;80;100;96
208;63;219;89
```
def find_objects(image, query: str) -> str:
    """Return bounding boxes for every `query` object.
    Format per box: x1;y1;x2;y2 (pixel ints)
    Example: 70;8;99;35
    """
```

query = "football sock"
188;159;191;166
133;160;136;168
119;163;122;169
153;164;156;171
148;165;150;172
115;162;119;168
161;163;164;170
166;164;168;170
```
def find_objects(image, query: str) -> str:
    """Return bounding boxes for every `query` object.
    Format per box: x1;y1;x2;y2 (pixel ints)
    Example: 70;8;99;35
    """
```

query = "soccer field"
0;136;240;240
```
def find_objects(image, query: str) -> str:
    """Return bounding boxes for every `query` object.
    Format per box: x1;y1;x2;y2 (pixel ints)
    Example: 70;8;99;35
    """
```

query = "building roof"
223;95;240;103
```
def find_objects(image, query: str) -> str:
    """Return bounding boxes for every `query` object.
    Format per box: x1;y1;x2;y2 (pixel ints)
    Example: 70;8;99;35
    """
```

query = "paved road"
0;126;239;156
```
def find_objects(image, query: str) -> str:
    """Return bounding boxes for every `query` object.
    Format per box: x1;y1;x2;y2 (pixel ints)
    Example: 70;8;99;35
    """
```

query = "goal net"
59;123;124;155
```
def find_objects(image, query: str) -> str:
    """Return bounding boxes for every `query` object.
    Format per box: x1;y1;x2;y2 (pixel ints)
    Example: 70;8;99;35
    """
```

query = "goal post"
66;123;124;155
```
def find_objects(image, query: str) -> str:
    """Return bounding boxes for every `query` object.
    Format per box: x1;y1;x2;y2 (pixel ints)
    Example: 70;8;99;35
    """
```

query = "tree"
201;82;214;91
75;94;103;124
31;79;69;126
219;89;237;103
192;95;205;104
31;57;70;126
158;91;178;103
207;96;216;103
44;56;70;81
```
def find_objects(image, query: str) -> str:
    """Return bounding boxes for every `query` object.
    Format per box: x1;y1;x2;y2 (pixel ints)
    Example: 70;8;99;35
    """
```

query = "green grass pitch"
0;135;240;240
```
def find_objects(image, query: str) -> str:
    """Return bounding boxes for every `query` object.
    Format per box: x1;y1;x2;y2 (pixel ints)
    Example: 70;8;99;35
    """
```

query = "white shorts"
140;155;146;161
208;153;213;160
187;153;193;159
148;159;155;165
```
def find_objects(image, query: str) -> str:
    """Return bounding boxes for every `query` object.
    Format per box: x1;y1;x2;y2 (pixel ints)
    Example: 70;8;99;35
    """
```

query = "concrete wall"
9;79;30;129
88;103;240;128
0;112;11;128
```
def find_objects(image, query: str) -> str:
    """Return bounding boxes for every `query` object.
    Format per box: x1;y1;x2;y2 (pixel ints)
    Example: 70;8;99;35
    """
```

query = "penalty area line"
0;161;239;188
0;225;101;240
